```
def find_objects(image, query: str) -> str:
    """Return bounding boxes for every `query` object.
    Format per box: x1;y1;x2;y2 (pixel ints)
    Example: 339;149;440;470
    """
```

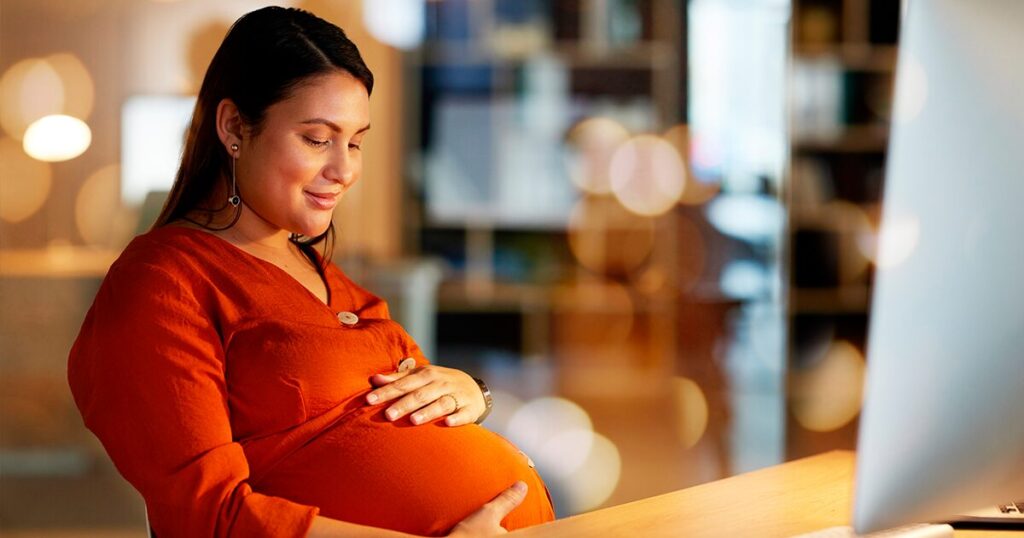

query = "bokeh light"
0;138;53;223
503;396;621;513
858;212;920;268
537;428;595;479
481;389;524;435
706;193;783;245
790;340;865;432
663;125;720;205
564;117;631;194
0;59;64;140
556;431;621;513
568;196;655;276
825;200;874;282
632;264;669;296
893;53;929;125
609;134;686;216
363;0;425;50
75;165;120;246
22;114;92;162
505;397;592;457
45;53;95;121
670;376;709;449
719;259;770;300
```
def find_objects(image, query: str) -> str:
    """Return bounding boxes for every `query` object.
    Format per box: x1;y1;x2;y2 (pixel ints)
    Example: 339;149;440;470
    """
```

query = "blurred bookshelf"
404;0;686;369
786;0;901;459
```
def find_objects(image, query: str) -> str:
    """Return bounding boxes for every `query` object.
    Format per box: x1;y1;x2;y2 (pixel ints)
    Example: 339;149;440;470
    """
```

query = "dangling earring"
228;143;241;207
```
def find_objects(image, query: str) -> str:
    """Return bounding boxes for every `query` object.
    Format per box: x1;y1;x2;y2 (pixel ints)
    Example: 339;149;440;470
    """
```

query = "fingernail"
387;409;398;420
366;393;378;403
513;481;527;493
411;413;422;424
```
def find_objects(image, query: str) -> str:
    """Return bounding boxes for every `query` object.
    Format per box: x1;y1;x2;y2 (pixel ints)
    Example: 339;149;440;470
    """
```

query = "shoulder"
104;226;220;297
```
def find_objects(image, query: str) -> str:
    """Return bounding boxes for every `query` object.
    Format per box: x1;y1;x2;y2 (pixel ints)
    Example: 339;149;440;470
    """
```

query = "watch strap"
472;376;493;425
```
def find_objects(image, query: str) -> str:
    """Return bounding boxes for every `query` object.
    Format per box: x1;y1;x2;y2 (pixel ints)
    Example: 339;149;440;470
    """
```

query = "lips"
304;190;340;210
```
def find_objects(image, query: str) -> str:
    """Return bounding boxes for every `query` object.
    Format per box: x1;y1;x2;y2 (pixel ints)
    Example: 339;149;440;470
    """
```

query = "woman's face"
236;70;370;238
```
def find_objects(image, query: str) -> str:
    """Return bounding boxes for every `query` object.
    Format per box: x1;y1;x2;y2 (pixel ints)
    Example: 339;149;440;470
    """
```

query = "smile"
304;190;340;210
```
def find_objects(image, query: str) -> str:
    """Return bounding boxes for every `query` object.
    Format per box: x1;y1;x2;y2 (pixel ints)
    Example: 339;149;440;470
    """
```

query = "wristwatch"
471;376;493;424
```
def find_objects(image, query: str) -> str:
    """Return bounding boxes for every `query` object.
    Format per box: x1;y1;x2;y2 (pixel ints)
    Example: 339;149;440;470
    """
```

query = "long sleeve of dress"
67;260;319;537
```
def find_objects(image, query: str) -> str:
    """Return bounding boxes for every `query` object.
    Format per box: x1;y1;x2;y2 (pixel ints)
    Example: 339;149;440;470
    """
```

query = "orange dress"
67;226;555;537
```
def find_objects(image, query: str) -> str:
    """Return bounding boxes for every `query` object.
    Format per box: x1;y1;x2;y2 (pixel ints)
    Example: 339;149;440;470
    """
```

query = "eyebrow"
300;118;371;134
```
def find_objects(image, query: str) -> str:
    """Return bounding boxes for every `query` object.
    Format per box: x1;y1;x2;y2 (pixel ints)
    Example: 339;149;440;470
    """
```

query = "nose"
325;146;357;187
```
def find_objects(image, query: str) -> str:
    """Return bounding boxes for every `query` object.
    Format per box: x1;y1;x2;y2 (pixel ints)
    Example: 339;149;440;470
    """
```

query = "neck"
228;206;292;252
186;200;293;255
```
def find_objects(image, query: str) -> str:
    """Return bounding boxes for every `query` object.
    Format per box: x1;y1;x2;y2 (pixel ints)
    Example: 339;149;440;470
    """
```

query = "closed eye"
303;136;330;148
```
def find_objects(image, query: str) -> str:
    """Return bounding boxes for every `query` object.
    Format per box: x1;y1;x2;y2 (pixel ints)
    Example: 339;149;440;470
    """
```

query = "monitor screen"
853;0;1024;532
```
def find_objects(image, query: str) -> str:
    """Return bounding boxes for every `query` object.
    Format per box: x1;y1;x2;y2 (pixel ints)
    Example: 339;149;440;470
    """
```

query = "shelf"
793;124;890;153
419;40;675;69
0;247;119;278
790;286;871;314
790;202;881;231
793;43;898;72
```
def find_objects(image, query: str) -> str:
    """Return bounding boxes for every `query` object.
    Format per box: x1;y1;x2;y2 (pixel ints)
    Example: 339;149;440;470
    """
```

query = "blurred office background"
0;0;899;534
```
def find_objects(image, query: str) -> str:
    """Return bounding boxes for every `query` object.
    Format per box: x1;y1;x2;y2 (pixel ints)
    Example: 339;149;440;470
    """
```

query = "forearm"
306;515;421;538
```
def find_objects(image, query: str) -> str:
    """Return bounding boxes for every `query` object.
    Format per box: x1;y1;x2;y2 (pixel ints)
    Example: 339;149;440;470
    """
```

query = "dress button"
398;357;417;372
337;311;359;326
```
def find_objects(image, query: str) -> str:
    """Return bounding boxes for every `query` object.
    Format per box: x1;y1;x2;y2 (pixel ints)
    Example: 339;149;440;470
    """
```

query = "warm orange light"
609;135;685;216
564;117;631;194
552;279;636;350
670;376;709;449
22;114;92;162
0;138;53;223
75;165;121;246
568;196;655;276
45;53;95;121
675;213;707;293
823;201;873;282
0;59;64;140
790;340;866;432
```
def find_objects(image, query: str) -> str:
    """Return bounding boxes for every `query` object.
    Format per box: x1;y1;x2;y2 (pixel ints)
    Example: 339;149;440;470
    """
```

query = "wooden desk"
510;451;1022;537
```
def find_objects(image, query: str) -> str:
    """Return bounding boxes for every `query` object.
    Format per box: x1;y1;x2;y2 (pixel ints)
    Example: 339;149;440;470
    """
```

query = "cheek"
261;148;322;192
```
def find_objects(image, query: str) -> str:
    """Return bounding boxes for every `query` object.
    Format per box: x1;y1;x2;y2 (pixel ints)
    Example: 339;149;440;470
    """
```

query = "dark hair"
152;6;373;270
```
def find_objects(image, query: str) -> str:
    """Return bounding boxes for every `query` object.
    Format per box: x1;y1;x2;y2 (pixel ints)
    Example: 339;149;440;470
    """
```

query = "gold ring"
444;393;460;411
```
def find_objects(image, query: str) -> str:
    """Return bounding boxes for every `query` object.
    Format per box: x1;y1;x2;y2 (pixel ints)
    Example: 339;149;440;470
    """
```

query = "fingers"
409;393;459;425
487;481;528;520
444;406;479;427
368;369;411;389
448;481;527;537
385;382;454;422
365;368;425;404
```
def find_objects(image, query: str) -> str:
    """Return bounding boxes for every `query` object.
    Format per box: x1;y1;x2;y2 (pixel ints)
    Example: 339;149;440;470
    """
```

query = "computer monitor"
852;0;1024;533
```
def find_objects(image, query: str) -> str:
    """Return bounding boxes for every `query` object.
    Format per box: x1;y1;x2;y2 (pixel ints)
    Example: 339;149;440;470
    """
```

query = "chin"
293;220;332;238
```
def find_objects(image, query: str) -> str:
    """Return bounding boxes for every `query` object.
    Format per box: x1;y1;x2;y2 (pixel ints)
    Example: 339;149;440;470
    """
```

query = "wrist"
471;376;493;424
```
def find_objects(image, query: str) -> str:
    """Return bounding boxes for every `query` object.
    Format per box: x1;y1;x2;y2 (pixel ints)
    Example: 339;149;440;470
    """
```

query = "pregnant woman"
67;6;555;537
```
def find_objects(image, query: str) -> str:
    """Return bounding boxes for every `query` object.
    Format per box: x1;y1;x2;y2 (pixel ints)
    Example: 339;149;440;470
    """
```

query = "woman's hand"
366;364;486;426
447;481;528;537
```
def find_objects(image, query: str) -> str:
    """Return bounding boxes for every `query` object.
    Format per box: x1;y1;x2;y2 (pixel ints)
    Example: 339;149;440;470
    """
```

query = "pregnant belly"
252;403;555;536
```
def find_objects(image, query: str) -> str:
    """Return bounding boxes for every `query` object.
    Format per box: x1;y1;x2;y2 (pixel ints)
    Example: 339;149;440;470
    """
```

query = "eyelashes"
303;136;330;148
302;136;362;151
